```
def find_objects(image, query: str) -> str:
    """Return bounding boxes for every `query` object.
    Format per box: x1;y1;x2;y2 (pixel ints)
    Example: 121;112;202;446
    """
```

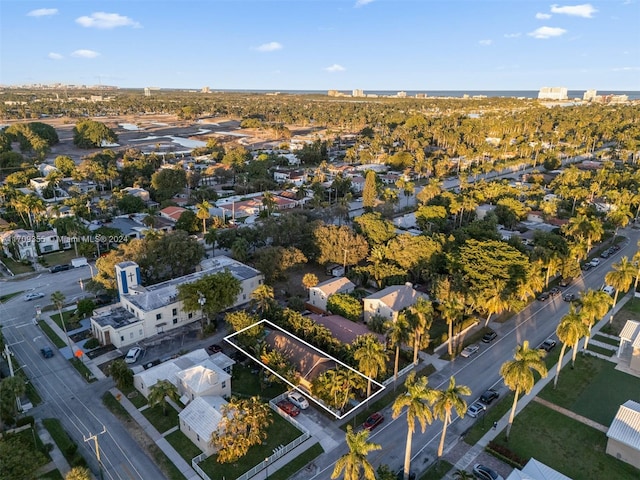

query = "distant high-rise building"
352;89;365;97
144;87;151;97
201;86;211;93
583;89;597;101
397;91;407;98
538;87;568;100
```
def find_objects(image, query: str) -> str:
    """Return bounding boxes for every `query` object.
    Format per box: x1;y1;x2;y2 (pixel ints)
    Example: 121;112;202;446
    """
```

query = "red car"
363;412;384;431
276;400;300;417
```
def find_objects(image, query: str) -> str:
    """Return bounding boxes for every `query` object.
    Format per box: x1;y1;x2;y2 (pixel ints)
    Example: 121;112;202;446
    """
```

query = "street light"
264;457;269;479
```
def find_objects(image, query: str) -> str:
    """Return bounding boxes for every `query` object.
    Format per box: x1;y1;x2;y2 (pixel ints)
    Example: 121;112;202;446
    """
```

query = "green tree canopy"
177;270;242;325
73;119;118;148
151;168;187;202
314;225;369;267
353;212;397;246
327;293;363;321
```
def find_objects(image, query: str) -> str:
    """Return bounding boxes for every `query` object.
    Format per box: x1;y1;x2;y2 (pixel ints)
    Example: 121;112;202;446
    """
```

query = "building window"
173;318;178;325
172;308;177;316
243;294;246;300
120;336;124;342
130;332;134;339
156;313;162;320
139;329;143;336
188;313;193;319
197;434;200;442
222;381;226;389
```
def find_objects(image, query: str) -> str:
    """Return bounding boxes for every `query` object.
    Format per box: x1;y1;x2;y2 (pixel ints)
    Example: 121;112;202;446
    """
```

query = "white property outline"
224;319;386;419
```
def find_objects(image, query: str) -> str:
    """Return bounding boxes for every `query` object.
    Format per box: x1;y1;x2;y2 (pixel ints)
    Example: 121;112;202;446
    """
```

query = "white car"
287;391;309;409
125;347;143;364
467;401;487;418
589;258;600;267
460;344;480;358
25;292;45;301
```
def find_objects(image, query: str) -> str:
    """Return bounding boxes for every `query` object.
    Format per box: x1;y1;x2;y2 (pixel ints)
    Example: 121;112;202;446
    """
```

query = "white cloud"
479;39;493;46
528;26;567;39
255;41;283;52
76;12;141;29
27;8;58;17
325;64;346;73
612;66;640;71
504;33;521;38
48;52;63;60
536;12;552;19
550;4;597;18
355;0;375;6
72;49;100;59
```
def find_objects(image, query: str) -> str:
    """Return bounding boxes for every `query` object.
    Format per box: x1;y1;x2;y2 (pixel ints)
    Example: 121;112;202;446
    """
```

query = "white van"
602;285;615;295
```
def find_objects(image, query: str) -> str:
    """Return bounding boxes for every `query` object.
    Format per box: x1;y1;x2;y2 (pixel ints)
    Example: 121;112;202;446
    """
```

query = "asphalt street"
1;265;166;480
308;225;640;479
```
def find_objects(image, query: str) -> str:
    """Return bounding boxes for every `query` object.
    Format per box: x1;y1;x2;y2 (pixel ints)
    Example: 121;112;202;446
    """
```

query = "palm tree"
554;307;588;388
499;341;547;438
479;280;510;327
387;313;410;382
262;192;277;216
65;466;91;480
453;470;475;480
251;284;276;317
632;242;640;292
563;214;603;254
109;359;133;389
354;335;388;398
51;291;72;351
578;289;613;349
432;376;471;458
408;298;434;365
605;256;636;323
392;373;434;480
204;227;218;249
147;380;180;416
1;376;26;419
331;425;381;480
196;200;212;234
439;292;464;357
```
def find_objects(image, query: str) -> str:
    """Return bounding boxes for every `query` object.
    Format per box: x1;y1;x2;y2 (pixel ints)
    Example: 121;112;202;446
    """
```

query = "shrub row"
486;441;527;469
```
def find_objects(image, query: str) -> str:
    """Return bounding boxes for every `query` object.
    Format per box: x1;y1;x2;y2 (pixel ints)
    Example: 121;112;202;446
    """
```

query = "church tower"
115;261;141;296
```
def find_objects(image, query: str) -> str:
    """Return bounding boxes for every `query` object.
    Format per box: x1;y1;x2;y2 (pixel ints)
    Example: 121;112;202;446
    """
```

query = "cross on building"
128;271;135;283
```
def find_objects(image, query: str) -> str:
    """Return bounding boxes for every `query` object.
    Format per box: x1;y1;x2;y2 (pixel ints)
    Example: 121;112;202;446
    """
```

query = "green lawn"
1;257;34;274
268;443;323;480
166;429;202;462
50;310;83;332
70;358;97;383
0;290;24;302
38;320;66;348
198;412;303;480
586;344;615;357
147;443;187;480
464;392;515;445
42;418;86;468
492;402;639;480
601;297;640;336
419;460;454;480
591;334;620;346
39;468;64;480
102;391;134;423
231;364;287;400
142;404;179;434
120;384;148;409
539;354;640;425
39;250;78;267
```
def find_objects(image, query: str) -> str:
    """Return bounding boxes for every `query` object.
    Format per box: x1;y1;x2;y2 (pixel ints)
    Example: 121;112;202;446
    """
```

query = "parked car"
581;263;592;271
549;287;561;297
589;258;601;267
276;399;300;417
25;292;45;301
473;464;504;480
206;344;223;354
480;389;499;404
467;401;487;418
481;330;497;343
460;344;480;358
558;278;572;287
125;347;143;364
287;391;309;409
539;339;557;352
600;249;611;258
50;264;71;273
537;292;550;301
363;412;384;431
40;346;54;358
603;285;615;295
563;293;576;302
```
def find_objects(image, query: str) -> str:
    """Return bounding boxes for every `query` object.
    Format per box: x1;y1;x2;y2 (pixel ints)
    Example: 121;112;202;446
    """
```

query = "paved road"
307;226;640;479
1;267;166;480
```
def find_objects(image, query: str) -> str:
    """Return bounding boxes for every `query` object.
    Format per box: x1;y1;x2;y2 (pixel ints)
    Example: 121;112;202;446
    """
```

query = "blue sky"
1;1;639;91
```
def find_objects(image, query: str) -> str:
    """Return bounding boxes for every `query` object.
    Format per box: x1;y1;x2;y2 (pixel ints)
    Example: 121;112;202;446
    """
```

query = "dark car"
50;264;71;273
600;250;611;258
94;294;113;306
206;344;223;354
537;292;550;301
479;389;499;404
40;346;54;358
563;293;576;302
276;400;300;417
540;339;557;352
549;287;561;297
363;412;384;431
473;464;504;480
581;263;592;271
481;330;497;343
558;278;572;287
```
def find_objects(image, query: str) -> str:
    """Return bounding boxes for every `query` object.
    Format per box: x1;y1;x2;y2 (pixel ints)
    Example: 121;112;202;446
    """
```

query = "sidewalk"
440;290;633;479
37;422;72;478
110;387;201;480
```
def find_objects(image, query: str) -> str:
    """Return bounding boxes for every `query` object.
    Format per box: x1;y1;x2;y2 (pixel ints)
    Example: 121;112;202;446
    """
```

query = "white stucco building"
179;396;227;456
90;256;264;348
363;283;427;323
308;277;356;312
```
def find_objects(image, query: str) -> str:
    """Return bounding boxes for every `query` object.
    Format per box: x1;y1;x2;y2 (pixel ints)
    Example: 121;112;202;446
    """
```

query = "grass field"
120;384;148;409
38;320;66;348
591;334;620;346
268;443;323;480
601;297;640;336
0;290;23;302
231;364;288;400
50;309;83;331
419;460;454;480
586;344;616;357
493;402;639;480
142;404;179;434
165;430;202;462
1;257;34;274
539;354;640;426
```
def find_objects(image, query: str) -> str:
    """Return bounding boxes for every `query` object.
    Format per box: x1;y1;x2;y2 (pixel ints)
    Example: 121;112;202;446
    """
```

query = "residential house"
273;169;307;186
0;228;64;259
106;214;150;239
122;187;151;203
606;400;640;469
90;256;264;348
505;458;572;480
618;320;640;373
175;358;231;402
363;283;427;323
133;349;211;397
308;313;384;345
179;396;227;456
159;206;187;222
29;177;49;194
308;277;355;312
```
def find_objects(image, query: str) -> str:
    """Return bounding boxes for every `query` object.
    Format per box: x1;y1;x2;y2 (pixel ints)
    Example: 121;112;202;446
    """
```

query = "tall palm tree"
65;466;91;480
632;243;640;292
499;341;547;438
439;292;464;357
51;291;72;351
196;200;212;235
354;335;388;398
554;306;588;388
387;313;410;381
605;256;636;323
479;280;510;327
1;376;26;419
563;214;603;254
408;298;434;365
331;425;381;480
147;380;180;416
432;376;471;458
578;289;613;349
251;284;276;317
392;373;434;480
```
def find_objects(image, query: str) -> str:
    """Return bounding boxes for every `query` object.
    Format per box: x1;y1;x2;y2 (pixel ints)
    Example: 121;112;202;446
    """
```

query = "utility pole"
84;427;106;480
